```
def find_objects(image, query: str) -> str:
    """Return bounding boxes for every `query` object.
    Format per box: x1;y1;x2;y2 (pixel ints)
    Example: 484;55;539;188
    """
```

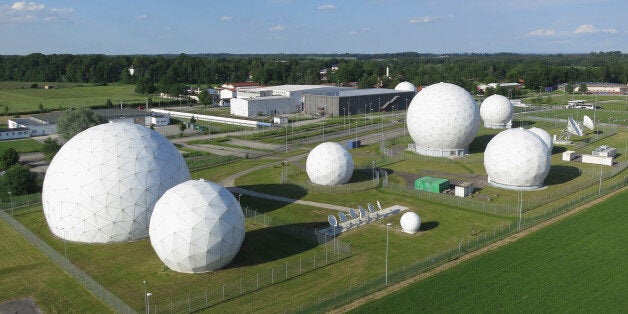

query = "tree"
56;108;107;140
198;90;211;107
189;115;197;124
135;76;156;94
565;83;574;93
105;99;113;108
179;121;186;137
0;148;20;170
578;83;588;93
41;137;61;162
0;165;38;196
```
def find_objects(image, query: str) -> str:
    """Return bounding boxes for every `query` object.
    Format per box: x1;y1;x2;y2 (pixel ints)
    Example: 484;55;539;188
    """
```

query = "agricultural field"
352;190;628;313
0;216;109;312
0;83;153;114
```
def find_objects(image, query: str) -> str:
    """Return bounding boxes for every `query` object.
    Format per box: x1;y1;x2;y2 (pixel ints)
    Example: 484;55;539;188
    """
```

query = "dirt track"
331;186;626;313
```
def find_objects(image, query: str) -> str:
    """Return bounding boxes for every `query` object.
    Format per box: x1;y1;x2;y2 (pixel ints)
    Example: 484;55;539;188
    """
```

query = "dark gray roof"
29;109;151;124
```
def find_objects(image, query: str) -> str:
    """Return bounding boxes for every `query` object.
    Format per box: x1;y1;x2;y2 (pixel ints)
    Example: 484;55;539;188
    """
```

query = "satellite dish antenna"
376;200;382;210
358;206;367;218
567;116;584;137
583;115;595;130
338;212;348;222
328;214;338;227
367;203;375;213
349;208;358;219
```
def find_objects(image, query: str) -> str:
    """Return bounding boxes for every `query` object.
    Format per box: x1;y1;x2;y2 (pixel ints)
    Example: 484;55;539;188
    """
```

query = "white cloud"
348;30;358;36
574;24;618;34
220;16;232;21
317;4;336;10
135;14;148;20
11;1;45;11
269;24;285;32
1;2;73;24
525;28;557;37
409;16;437;24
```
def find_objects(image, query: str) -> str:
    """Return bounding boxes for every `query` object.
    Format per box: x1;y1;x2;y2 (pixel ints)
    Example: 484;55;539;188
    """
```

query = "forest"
0;52;625;95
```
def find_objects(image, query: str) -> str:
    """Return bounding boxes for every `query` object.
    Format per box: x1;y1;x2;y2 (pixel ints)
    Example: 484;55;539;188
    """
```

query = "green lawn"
0;216;109;312
352;190;628;313
0;84;154;113
0;138;43;153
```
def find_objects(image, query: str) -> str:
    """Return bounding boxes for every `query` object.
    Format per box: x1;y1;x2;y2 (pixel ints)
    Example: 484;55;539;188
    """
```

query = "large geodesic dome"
484;128;551;190
480;94;513;129
528;127;553;153
306;142;354;185
42;122;190;243
149;179;245;273
395;81;416;93
406;82;480;157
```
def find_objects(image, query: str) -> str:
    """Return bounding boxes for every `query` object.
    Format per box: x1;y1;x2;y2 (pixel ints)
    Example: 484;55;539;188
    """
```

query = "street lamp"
238;194;242;204
143;281;148;314
385;223;392;285
146;292;152;314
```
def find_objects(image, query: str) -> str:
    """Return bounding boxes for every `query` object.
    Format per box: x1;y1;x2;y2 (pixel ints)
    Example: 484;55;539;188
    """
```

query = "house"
0;127;30;140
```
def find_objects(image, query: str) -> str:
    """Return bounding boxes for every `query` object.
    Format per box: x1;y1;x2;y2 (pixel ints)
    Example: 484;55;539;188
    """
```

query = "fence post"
257;273;259;290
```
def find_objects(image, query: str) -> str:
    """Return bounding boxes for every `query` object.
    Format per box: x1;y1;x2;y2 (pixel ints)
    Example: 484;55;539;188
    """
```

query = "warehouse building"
303;88;415;116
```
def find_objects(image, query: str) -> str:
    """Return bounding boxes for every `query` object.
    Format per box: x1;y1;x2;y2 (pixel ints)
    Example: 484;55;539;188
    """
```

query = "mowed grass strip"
0;138;43;153
0;215;109;312
352;190;628;313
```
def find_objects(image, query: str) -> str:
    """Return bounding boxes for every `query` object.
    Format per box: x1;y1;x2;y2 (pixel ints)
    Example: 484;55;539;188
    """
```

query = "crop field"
352;190;628;313
0;216;108;312
0;84;152;113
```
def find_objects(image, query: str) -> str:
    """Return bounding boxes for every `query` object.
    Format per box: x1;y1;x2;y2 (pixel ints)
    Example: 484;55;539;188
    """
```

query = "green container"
415;176;450;193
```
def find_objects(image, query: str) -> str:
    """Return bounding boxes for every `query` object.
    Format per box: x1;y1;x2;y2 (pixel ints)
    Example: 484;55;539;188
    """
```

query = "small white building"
562;151;577;161
454;182;473;197
273;116;288;125
147;115;170;126
0;127;30;140
582;154;613;166
592;145;617;157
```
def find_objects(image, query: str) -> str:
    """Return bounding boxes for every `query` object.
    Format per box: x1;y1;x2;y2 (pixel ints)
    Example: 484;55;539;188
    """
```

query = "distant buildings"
558;82;628;95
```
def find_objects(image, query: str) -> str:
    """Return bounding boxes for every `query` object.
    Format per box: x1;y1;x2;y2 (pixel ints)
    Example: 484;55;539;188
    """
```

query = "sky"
0;0;626;55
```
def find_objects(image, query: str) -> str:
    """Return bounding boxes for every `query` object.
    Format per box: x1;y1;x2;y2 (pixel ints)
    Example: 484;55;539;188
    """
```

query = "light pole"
371;160;375;180
238;194;242;204
146;292;152;314
385;223;392;285
342;107;346;128
8;191;12;216
143;281;148;314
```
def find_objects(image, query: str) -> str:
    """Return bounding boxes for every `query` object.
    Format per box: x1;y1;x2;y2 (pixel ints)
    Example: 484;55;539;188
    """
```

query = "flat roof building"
303;88;414;116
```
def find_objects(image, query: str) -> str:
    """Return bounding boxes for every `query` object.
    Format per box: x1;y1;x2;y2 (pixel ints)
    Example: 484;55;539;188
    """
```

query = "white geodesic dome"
406;82;480;157
395;81;416;93
42;122;190;243
484;128;551;190
400;212;421;234
149;179;245;273
306;142;354;186
480;94;513;129
528;127;553;152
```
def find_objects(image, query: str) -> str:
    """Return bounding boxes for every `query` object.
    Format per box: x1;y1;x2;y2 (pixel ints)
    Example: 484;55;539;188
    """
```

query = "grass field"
0;138;43;153
0;84;152;113
0;217;109;312
352;190;628;313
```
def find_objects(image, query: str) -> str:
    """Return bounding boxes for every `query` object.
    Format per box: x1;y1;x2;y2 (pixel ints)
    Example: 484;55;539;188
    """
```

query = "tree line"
0;52;625;95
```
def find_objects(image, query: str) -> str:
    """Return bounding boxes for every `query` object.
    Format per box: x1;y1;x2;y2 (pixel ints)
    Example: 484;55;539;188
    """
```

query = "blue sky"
0;0;625;55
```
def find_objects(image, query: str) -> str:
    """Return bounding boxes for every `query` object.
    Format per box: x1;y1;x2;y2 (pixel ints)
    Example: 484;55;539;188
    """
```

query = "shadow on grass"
552;146;567;155
348;169;376;183
236;183;307;207
419;221;439;232
469;134;496;154
544;165;581;185
226;222;325;268
511;120;536;128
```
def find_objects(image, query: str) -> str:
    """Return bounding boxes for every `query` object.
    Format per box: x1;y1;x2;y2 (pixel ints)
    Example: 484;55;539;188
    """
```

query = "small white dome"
406;82;480;157
395;81;416;93
400;212;421;234
42;123;190;243
484;128;551;190
149;179;245;273
480;95;513;129
528;127;553;152
306;142;354;185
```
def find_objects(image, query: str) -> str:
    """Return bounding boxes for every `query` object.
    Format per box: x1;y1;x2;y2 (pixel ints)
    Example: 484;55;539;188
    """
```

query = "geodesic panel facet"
149;179;245;273
406;82;480;157
528;127;553;152
306;142;354;186
484;128;551;190
480;94;513;129
42;122;190;243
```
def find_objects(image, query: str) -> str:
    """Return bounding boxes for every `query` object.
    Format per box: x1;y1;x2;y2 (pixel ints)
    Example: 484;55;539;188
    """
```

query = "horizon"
0;0;626;55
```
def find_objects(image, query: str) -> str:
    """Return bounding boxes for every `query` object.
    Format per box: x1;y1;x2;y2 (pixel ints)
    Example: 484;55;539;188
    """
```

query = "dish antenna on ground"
556;116;584;143
338;212;348;222
328;214;338;227
583;115;595;130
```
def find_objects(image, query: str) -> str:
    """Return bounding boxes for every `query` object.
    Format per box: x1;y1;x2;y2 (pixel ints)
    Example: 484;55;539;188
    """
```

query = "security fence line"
147;206;351;313
291;176;627;313
0;208;135;313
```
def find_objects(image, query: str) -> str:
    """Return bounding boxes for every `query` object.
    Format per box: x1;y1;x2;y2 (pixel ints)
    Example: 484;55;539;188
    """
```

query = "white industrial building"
231;85;351;118
0;127;30;140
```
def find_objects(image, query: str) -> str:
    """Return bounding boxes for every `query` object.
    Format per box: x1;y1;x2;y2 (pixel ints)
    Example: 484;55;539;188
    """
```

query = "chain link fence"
0;207;135;313
290;175;627;313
